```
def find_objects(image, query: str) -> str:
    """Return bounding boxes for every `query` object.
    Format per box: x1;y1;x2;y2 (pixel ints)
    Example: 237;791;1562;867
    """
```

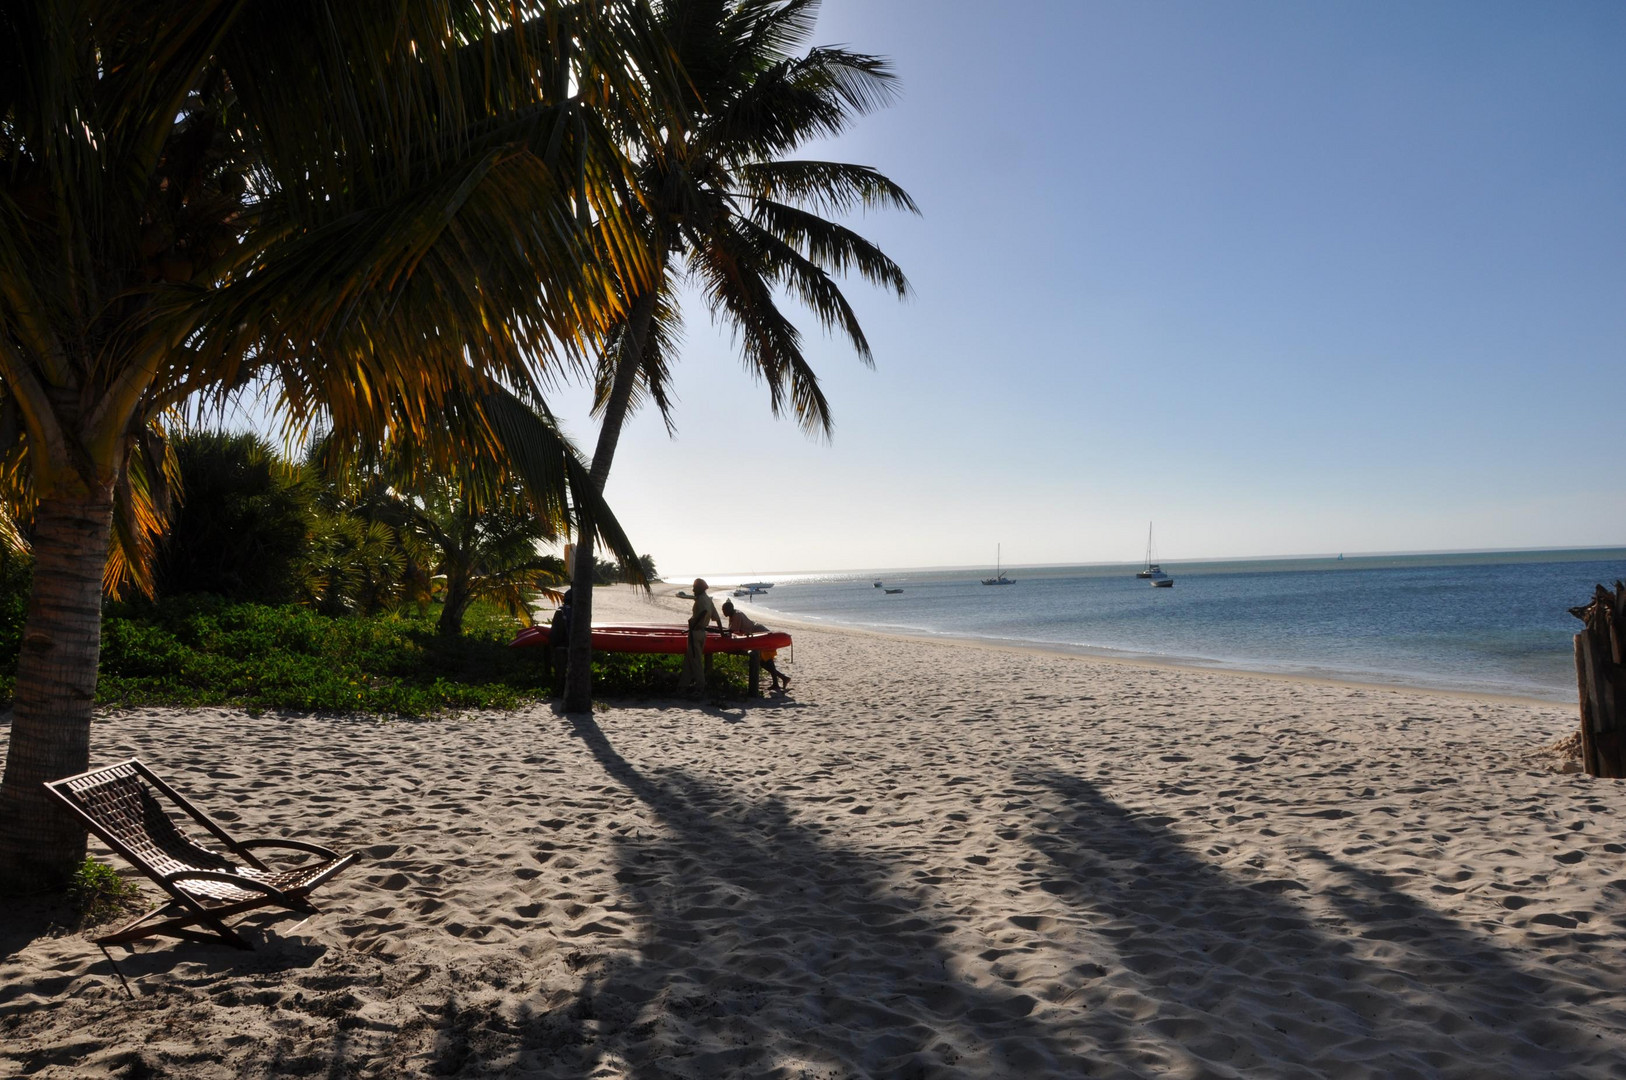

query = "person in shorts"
721;599;789;692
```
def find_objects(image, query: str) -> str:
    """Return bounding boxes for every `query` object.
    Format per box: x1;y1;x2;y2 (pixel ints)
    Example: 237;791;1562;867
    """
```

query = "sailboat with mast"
982;544;1014;586
982;543;1008;585
1136;523;1174;587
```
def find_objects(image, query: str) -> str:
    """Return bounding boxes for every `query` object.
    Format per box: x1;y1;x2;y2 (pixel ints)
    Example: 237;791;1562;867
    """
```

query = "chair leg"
97;900;252;950
96;902;179;946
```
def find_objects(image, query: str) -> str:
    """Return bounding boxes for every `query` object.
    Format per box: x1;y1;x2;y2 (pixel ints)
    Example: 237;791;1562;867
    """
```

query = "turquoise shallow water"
735;549;1626;702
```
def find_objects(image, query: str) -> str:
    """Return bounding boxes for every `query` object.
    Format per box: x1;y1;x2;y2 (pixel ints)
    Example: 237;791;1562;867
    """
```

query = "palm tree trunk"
563;286;662;712
438;576;471;636
0;488;115;891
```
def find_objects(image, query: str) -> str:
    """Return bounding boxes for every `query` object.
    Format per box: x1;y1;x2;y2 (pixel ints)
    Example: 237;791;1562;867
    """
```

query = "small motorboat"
884;588;904;594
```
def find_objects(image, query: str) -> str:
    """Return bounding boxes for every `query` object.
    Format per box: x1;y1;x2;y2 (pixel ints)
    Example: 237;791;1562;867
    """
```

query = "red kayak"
510;623;792;655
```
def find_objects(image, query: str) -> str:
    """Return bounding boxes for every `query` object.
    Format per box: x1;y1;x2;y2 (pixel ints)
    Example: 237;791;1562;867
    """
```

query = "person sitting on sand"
721;599;790;692
681;579;724;692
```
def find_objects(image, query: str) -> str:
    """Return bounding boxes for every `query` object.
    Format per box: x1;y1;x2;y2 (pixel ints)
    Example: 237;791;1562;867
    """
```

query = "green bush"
96;598;543;714
155;432;312;604
0;577;749;714
593;651;749;697
67;857;145;930
89;599;748;716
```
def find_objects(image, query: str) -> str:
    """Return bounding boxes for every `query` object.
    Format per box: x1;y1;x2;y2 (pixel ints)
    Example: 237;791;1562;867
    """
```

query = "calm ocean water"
733;550;1626;702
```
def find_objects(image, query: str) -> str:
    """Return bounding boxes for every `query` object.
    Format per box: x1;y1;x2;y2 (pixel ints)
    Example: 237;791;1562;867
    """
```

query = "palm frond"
725;215;870;362
104;421;177;598
700;47;899;160
592;283;686;434
747;198;911;297
475;386;644;572
691;225;837;437
736;159;919;217
734;0;822;60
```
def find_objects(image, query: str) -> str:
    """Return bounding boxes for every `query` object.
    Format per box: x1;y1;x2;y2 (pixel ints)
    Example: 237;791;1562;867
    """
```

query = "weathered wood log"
1612;581;1625;666
1572;582;1626;778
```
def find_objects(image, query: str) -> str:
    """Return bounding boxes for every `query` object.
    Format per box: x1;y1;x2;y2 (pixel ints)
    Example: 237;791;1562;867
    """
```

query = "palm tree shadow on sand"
1018;769;1600;1078
530;713;1105;1078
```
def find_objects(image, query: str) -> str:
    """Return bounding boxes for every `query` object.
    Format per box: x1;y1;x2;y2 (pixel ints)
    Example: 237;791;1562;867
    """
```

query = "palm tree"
416;480;566;637
562;0;917;711
0;1;666;889
299;507;414;619
368;465;569;637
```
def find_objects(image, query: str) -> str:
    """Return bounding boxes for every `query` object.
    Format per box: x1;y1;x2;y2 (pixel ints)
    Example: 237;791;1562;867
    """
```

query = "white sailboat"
1137;523;1173;587
982;545;1014;586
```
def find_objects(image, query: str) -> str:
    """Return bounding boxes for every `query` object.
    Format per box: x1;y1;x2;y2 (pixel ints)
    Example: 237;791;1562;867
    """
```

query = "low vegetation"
0;431;728;717
0;568;745;716
65;858;145;931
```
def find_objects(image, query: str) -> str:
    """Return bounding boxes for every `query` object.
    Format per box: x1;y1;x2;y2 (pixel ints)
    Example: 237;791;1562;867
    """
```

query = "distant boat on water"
873;580;884;588
1138;523;1174;586
982;545;1014;586
885;588;904;594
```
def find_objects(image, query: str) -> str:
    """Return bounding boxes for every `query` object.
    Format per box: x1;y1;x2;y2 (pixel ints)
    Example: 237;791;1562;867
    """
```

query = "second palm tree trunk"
563;288;661;712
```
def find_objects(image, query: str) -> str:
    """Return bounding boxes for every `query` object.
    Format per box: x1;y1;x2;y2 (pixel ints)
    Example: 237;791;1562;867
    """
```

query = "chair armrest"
164;870;293;904
236;838;342;860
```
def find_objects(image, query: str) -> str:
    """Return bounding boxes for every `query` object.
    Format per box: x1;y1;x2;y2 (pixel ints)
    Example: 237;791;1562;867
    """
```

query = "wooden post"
748;651;761;697
1571;582;1626;778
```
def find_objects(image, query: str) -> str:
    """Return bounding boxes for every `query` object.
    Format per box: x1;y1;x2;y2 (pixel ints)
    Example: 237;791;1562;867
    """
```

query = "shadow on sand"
235;715;1605;1079
1017;769;1592;1078
532;712;1091;1077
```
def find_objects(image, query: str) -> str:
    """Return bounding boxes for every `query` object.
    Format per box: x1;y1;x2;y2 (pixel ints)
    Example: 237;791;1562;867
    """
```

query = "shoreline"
640;584;1574;710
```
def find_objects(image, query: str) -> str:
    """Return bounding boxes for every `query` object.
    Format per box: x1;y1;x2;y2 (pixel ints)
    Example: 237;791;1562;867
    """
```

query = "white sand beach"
1;584;1619;1079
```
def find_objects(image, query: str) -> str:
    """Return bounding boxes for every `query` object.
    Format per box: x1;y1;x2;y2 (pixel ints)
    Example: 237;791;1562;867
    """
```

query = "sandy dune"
1;585;1619;1079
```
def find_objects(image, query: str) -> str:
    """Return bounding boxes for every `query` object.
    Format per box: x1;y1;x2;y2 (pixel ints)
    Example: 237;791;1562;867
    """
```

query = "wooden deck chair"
46;759;358;950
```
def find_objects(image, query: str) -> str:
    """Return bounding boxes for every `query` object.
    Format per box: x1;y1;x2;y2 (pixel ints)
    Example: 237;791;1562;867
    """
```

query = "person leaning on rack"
680;578;724;693
721;599;790;692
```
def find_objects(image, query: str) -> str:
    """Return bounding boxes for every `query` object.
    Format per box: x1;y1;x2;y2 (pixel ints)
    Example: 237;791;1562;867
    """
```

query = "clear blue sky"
297;2;1626;577
562;0;1626;577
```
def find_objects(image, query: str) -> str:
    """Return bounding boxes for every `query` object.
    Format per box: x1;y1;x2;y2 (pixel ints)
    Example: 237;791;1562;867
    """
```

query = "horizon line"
661;543;1626;583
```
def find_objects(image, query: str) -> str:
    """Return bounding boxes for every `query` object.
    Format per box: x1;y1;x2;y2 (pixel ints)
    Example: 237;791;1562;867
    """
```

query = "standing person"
548;589;574;691
681;578;723;693
721;600;790;692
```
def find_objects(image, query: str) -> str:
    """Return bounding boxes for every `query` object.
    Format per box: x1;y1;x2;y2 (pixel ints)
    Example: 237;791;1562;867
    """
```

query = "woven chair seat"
48;759;358;949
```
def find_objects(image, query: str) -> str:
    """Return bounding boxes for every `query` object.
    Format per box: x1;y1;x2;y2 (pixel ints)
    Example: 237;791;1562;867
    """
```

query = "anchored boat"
1138;523;1174;587
982;544;1014;586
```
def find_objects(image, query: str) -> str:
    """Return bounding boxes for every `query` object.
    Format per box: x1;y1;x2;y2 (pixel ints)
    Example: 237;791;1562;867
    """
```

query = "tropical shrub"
65;858;145;930
154;432;312;604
